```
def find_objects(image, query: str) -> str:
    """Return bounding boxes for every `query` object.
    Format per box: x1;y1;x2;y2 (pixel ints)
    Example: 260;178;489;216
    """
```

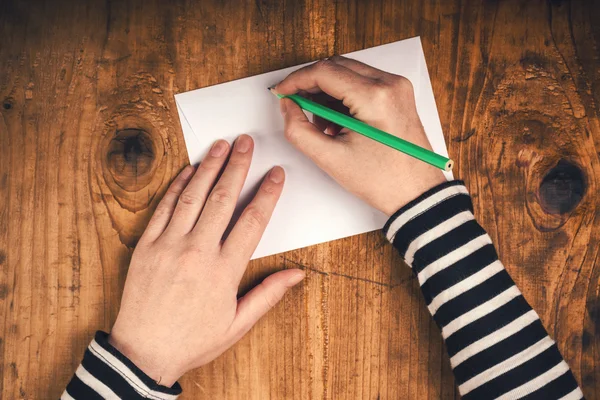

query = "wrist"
378;168;446;216
108;326;183;387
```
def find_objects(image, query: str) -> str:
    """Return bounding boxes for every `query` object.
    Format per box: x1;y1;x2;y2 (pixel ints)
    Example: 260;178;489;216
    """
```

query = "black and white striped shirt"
62;331;181;399
63;180;584;399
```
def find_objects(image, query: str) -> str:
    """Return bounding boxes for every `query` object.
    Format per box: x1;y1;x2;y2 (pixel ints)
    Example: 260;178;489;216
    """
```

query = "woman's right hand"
274;56;446;216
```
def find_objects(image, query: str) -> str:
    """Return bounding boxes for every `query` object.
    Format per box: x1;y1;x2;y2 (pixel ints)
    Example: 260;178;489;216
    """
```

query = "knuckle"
372;83;395;105
260;182;276;194
391;75;414;93
178;191;201;206
284;124;297;142
209;187;232;205
165;188;181;198
242;207;266;230
314;59;334;71
152;203;170;218
176;242;213;263
184;243;206;257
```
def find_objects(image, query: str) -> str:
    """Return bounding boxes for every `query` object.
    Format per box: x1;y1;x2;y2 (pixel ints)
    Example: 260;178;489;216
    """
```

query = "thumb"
281;98;345;167
226;268;305;343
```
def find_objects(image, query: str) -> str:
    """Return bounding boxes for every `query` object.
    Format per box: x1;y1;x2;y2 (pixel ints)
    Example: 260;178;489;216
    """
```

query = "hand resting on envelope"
108;135;305;386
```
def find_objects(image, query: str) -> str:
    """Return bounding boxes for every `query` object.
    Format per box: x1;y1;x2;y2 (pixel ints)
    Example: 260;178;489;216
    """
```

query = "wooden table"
1;0;598;398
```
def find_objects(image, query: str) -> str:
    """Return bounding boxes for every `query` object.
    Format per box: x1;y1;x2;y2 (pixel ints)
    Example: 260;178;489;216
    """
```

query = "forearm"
385;180;583;399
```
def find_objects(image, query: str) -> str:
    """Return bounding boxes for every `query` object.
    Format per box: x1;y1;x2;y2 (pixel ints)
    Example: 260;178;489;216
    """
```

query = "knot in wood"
538;159;585;215
2;97;14;110
106;128;156;191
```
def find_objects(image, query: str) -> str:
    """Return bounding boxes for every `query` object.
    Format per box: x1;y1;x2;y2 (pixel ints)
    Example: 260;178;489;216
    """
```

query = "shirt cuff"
383;180;473;261
63;331;182;399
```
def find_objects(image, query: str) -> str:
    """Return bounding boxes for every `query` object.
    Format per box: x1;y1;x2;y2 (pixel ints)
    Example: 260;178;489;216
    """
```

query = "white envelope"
175;36;451;259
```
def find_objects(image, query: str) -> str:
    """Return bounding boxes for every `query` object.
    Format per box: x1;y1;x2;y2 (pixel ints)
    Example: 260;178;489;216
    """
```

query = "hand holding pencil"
274;56;448;216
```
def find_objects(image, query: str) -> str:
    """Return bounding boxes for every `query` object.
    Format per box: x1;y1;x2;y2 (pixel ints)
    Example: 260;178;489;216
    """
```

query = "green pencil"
270;89;453;172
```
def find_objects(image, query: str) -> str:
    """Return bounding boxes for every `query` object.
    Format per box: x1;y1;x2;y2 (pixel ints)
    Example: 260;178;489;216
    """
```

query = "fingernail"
287;271;306;286
279;99;287;115
269;166;285;183
209;140;227;157
235;135;252;153
181;165;194;179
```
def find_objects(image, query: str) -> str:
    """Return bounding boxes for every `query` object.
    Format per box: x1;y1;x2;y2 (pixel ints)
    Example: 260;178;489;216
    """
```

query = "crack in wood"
282;256;414;289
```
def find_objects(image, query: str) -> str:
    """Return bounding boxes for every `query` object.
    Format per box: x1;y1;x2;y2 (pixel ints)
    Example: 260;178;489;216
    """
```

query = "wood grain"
0;0;598;398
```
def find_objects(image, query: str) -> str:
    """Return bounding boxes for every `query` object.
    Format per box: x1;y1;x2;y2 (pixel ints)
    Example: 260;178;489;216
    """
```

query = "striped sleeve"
61;331;182;400
384;180;584;400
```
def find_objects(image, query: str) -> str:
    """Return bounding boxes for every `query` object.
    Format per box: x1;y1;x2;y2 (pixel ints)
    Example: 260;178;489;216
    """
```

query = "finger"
308;93;349;136
226;269;305;343
328;55;387;80
140;165;195;243
164;140;230;236
193;134;254;240
281;98;346;168
313;116;344;136
222;166;285;267
274;59;374;103
313;115;331;132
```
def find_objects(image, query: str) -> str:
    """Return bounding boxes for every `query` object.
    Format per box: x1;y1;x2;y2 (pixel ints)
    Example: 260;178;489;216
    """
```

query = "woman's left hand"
108;134;305;386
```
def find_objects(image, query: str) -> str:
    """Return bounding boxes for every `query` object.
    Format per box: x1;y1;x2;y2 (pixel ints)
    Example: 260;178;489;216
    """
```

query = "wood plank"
0;0;597;398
